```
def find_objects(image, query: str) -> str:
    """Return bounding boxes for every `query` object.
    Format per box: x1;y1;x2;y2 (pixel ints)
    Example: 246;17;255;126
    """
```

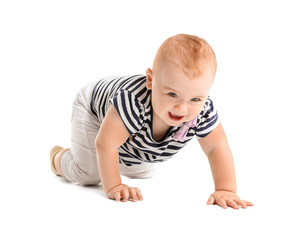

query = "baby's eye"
168;92;177;98
191;98;201;102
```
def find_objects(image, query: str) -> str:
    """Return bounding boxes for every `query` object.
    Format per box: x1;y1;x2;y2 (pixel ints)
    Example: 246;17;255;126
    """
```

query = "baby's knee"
71;167;101;186
76;176;101;186
61;153;100;186
121;169;157;179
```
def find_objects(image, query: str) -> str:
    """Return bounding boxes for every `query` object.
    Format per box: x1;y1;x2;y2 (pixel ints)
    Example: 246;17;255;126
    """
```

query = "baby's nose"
174;103;188;115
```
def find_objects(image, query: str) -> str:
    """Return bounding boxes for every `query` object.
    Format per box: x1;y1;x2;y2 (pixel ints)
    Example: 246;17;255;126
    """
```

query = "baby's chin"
166;119;187;127
169;117;198;127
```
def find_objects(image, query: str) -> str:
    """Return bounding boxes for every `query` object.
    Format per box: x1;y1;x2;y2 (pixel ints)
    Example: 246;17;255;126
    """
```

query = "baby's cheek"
192;108;202;117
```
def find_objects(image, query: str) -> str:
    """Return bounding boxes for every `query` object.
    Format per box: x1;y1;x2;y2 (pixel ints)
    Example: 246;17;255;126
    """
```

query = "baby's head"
146;34;217;127
150;34;216;80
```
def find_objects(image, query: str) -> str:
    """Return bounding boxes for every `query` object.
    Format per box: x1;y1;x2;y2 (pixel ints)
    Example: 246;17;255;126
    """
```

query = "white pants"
60;82;158;186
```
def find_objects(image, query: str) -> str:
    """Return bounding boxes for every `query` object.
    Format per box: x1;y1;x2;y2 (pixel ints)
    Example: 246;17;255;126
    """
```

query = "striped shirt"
90;74;219;166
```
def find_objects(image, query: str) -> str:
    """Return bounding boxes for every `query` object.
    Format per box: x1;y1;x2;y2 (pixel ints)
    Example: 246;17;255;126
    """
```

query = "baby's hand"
106;184;143;202
207;191;254;209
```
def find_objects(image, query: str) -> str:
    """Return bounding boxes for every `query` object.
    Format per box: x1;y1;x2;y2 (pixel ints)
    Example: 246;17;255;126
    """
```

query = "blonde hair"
152;34;217;79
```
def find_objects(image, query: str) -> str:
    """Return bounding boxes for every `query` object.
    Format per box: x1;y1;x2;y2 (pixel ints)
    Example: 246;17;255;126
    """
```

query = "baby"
50;34;253;209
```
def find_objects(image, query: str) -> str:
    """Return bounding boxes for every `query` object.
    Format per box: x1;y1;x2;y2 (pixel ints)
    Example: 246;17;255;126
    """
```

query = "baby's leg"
57;83;101;186
119;161;159;179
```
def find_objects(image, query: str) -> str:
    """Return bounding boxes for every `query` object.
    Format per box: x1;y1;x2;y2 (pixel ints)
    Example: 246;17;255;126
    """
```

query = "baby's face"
146;62;214;127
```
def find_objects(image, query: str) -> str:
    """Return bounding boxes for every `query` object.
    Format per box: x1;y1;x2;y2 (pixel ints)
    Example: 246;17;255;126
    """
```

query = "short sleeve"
195;97;220;139
110;90;145;136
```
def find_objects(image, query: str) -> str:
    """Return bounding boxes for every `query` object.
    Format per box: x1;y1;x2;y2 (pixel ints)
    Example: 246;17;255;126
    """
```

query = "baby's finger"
207;196;215;205
122;189;129;202
235;200;248;208
227;200;239;210
114;192;121;202
135;188;143;201
217;199;228;209
129;188;138;202
242;200;254;206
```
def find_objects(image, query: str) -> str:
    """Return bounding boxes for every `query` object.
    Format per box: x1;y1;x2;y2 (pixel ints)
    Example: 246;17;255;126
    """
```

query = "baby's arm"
198;123;253;209
95;104;143;202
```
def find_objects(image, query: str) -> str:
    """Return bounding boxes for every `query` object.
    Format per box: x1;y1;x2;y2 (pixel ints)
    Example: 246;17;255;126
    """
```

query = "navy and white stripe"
91;74;219;166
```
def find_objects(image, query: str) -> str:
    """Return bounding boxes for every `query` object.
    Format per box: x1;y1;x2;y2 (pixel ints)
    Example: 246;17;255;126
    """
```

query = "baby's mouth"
168;112;184;121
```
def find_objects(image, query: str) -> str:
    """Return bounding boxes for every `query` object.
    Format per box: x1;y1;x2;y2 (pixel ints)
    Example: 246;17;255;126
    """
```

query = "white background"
1;0;294;239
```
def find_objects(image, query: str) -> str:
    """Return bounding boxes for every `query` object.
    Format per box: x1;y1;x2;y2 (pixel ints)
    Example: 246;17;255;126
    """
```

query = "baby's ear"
146;68;153;90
